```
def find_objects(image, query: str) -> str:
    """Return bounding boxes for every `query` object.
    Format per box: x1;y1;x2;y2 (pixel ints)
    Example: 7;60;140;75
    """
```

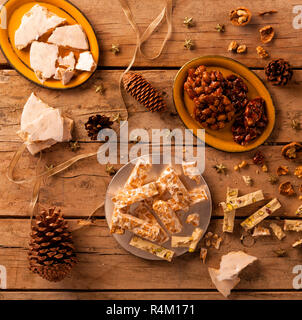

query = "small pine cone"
28;208;77;282
223;74;249;114
194;92;235;130
265;59;293;86
85;114;113;140
184;66;225;99
123;73;166;112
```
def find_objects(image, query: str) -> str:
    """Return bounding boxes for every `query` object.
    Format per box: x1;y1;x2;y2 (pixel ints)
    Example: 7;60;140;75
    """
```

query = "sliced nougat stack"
15;4;66;50
48;24;89;50
17;93;73;155
30;41;59;83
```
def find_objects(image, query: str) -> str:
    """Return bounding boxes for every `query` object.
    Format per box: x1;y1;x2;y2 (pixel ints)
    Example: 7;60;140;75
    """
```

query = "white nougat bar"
270;223;286;240
129;237;175;262
124;159;152;190
220;190;264;213
171;227;203;252
223;187;238;233
156;167;191;211
153;200;183;234
241;198;281;230
284;220;302;232
112;182;158;208
189;186;208;205
111;210;168;243
182;161;201;183
189;228;203;252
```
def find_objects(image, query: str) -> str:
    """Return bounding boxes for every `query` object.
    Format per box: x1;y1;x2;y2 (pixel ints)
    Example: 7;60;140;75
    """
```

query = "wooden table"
0;0;302;300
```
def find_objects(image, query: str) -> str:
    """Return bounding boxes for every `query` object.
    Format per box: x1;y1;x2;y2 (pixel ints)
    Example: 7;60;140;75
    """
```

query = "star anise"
215;24;225;32
184;39;194;50
183;17;194;28
213;163;227;174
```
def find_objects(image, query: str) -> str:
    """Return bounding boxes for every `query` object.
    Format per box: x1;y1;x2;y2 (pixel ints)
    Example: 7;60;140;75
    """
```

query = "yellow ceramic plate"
0;0;99;89
173;56;275;152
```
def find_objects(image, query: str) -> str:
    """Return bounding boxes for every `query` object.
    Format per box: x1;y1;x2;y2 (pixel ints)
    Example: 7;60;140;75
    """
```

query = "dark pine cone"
265;59;293;86
232;97;268;145
223;74;249;114
123;73;166;112
28;208;77;282
184;66;225;99
85;114;113;140
194;92;235;130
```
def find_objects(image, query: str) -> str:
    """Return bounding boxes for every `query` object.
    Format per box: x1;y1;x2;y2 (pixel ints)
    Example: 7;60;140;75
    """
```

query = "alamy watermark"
293;5;302;29
96;121;205;172
293;265;302;289
0;265;7;289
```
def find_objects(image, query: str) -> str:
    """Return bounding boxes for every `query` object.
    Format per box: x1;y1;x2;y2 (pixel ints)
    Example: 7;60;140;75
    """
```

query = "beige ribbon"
7;142;99;217
7;0;173;220
118;0;173;121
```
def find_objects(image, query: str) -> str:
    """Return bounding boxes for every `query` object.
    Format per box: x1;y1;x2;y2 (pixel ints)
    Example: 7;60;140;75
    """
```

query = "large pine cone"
184;66;225;99
123;73;166;112
194;92;235;130
28;208;77;282
85;114;113;140
265;59;293;86
223;75;249;113
232;97;268;145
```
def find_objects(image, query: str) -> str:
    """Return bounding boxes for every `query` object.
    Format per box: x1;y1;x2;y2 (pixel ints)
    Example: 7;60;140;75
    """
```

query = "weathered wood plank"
1;143;301;217
0;0;301;68
0;219;301;291
1;291;302;300
0;70;301;144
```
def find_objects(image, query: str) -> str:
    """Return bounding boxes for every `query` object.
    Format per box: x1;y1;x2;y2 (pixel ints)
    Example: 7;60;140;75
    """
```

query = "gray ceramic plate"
105;155;212;260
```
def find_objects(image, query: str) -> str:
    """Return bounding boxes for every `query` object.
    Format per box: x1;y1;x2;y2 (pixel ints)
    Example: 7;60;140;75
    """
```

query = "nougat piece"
15;4;65;50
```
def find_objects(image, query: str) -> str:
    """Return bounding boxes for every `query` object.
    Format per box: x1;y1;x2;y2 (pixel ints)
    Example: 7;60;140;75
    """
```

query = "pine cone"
85;114;113;140
223;74;249;114
123;73;166;112
28;208;77;282
265;59;293;86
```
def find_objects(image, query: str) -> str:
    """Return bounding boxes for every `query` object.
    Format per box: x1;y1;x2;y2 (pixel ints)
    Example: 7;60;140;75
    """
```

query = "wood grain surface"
0;0;301;300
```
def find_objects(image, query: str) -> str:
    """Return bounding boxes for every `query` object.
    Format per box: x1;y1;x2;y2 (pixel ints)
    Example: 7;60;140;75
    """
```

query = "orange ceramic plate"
173;56;275;152
0;0;99;89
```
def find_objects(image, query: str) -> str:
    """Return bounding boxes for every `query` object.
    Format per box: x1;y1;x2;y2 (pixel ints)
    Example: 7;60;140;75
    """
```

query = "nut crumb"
200;248;208;264
239;160;248;169
237;44;247;54
262;164;268;172
259;25;275;43
243;175;253;186
228;41;238;52
256;46;269;59
276;166;289;176
279;181;295;196
294;166;302;178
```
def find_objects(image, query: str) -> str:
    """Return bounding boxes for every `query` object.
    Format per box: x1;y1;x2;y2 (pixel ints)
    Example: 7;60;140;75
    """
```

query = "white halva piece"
54;67;75;85
208;251;258;297
48;24;89;50
15;4;66;50
17;93;73;155
75;52;97;72
30;41;59;82
58;52;76;70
